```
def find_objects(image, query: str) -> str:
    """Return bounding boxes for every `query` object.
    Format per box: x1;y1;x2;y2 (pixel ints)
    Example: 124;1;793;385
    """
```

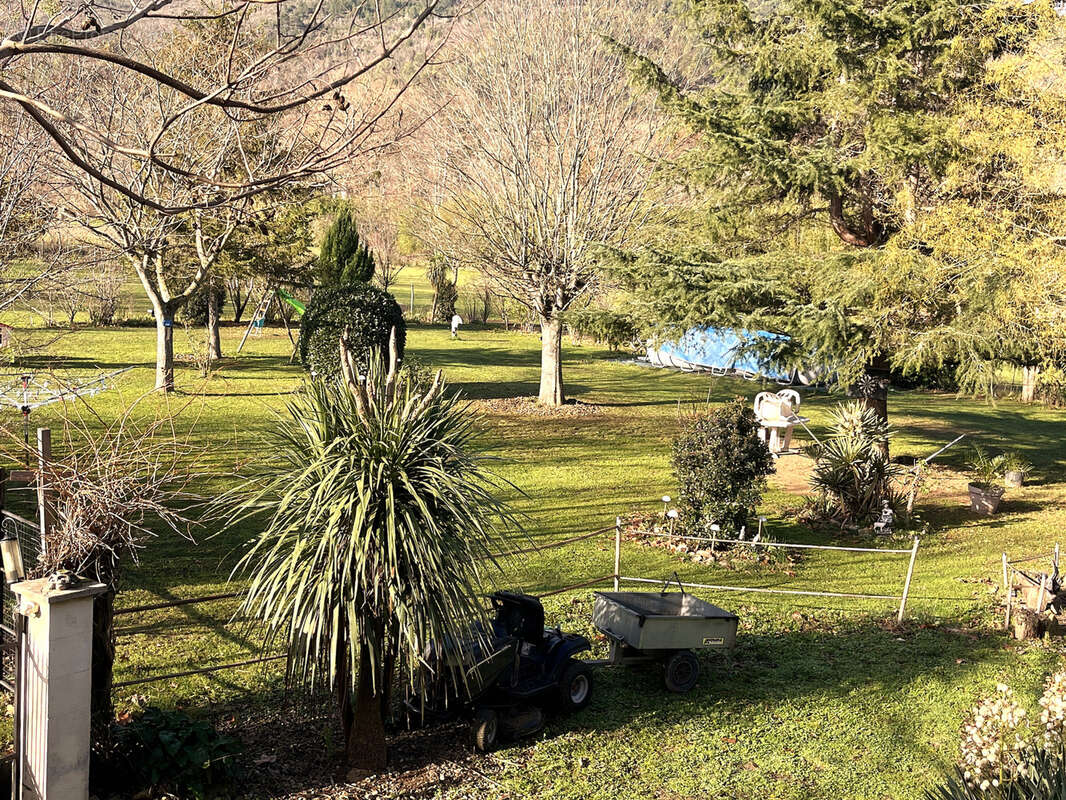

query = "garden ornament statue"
872;502;894;536
753;389;808;454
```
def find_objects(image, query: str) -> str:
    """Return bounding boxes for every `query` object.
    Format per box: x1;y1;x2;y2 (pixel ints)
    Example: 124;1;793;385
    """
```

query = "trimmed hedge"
298;285;405;379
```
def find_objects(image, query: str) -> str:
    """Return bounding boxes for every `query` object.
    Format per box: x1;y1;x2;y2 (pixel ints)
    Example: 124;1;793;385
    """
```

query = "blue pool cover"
646;328;800;381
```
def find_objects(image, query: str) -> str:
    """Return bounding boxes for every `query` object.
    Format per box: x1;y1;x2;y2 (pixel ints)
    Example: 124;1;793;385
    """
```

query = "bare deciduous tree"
52;57;247;389
420;0;661;405
2;1;452;389
0;0;451;212
0;108;69;312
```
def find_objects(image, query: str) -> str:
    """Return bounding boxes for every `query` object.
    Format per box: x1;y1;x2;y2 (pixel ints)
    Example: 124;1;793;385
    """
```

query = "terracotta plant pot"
969;483;1005;515
1004;470;1025;489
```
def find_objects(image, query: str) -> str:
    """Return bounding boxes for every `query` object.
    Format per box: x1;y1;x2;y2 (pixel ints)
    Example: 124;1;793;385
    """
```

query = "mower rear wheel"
559;659;593;712
473;708;499;752
664;649;700;693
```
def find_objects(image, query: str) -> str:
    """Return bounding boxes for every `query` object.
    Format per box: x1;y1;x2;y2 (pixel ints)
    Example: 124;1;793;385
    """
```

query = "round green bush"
298;285;405;379
671;397;775;536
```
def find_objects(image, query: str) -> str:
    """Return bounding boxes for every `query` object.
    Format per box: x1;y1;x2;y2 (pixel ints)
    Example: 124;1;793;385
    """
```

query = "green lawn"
5;321;1065;799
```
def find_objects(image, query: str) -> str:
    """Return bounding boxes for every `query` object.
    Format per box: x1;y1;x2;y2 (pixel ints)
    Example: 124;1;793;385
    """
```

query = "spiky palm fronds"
227;336;513;705
805;401;905;527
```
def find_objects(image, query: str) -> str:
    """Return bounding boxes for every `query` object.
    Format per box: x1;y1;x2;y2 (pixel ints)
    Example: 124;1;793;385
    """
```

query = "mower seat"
492;591;545;646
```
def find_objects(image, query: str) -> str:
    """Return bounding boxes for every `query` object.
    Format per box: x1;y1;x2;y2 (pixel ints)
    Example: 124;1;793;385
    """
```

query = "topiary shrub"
298;285;405;379
671;397;775;537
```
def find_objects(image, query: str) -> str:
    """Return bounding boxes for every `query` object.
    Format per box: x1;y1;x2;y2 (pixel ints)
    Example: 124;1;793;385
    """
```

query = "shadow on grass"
923;499;1045;531
115;585;259;653
545;616;1011;747
8;355;152;371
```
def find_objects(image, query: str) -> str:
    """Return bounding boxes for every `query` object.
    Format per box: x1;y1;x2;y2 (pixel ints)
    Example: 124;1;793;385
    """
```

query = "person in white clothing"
451;313;464;338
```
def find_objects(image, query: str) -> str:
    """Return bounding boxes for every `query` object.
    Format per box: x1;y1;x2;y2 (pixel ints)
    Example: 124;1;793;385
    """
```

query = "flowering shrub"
960;684;1029;791
930;670;1066;798
1040;670;1066;750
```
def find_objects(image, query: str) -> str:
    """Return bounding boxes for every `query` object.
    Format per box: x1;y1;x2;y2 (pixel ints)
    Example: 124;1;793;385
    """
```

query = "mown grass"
4;320;1065;798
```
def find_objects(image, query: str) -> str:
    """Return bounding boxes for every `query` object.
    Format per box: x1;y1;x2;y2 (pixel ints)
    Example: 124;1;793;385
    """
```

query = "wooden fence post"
897;537;920;623
613;517;621;591
36;428;53;557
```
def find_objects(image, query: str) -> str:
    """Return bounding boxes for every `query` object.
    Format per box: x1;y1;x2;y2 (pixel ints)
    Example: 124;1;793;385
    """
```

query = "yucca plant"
226;330;513;774
805;401;905;527
927;747;1066;799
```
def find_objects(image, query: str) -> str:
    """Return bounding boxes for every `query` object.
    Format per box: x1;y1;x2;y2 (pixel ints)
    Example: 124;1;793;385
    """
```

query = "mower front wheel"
559;659;593;712
472;708;499;752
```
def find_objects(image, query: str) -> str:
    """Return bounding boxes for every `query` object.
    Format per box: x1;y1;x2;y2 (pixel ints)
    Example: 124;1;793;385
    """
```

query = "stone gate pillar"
12;577;107;800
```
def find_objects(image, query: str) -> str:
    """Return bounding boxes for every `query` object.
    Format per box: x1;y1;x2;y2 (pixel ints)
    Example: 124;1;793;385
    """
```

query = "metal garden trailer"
590;585;738;692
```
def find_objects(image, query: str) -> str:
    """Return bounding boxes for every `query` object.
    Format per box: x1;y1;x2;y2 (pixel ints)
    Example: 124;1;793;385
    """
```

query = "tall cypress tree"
319;207;376;286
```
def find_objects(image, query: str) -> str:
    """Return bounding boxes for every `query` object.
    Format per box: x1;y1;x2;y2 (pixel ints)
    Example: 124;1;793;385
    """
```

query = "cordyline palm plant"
226;330;513;774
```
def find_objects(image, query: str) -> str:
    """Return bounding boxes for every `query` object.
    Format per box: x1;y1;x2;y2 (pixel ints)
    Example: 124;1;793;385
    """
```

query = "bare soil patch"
477;396;605;417
222;706;503;800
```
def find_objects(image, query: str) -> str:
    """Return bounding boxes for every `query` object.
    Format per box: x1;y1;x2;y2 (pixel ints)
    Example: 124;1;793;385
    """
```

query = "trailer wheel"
664;650;700;693
473;708;498;752
559;659;593;711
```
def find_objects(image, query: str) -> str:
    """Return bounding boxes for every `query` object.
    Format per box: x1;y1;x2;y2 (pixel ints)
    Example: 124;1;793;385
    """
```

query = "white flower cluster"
960;684;1030;791
1039;670;1066;749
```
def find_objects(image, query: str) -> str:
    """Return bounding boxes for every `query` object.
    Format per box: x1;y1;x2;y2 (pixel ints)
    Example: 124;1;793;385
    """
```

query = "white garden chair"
753;389;808;454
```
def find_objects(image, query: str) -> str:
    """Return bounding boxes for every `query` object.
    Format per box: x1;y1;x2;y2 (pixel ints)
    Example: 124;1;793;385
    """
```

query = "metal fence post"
613;517;621;591
1002;552;1009;590
897;537;920;623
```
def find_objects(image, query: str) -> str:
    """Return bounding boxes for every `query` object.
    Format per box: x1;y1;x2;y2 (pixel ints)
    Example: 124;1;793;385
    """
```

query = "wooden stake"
1006;587;1013;631
36;428;54;555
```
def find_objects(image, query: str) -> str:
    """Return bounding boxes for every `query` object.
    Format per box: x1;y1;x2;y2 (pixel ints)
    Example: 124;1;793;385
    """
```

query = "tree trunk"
345;642;388;775
828;190;883;247
230;278;251;323
1022;365;1039;403
335;631;355;760
207;290;222;360
538;315;565;406
847;368;889;456
155;304;176;392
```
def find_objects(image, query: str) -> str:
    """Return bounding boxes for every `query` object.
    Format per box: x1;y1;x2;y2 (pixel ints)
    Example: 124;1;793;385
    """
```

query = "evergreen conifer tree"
319;207;376;286
613;0;1056;421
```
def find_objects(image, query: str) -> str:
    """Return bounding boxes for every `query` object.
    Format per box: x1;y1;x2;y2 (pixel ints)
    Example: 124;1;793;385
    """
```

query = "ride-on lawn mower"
407;591;593;751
